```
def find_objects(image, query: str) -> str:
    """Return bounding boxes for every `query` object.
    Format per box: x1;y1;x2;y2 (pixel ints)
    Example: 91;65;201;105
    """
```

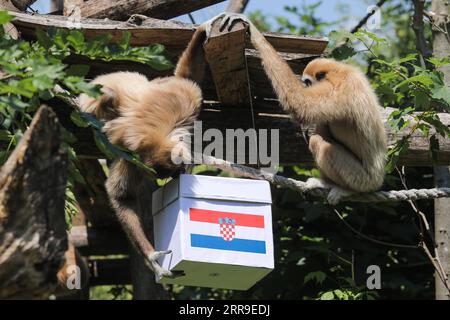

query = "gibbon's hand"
202;12;251;40
146;250;185;280
202;13;226;40
304;178;352;205
219;13;251;32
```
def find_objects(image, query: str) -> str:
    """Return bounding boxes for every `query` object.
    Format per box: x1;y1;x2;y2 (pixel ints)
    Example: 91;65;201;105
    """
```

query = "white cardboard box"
152;174;274;290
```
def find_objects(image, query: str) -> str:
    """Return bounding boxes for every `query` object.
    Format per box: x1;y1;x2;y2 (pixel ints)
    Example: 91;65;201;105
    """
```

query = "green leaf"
304;271;327;285
414;91;430;109
93;130;115;160
431;86;450;104
333;289;348;300
330;44;356;61
428;57;450;68
320;291;334;300
118;31;131;50
66;30;85;50
70;110;90;128
394;75;433;91
36;28;53;49
398;53;417;64
76;81;102;97
0;11;12;24
417;123;430;137
0;130;12;141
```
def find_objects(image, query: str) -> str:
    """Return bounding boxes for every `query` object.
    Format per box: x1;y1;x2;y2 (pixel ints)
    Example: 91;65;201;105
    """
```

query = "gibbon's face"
301;58;347;87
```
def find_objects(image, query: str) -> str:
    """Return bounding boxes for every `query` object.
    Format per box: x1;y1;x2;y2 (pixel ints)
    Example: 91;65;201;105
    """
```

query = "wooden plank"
69;226;129;255
46;99;450;166
65;0;226;21
89;258;131;286
9;11;329;54
204;18;250;106
60;51;316;102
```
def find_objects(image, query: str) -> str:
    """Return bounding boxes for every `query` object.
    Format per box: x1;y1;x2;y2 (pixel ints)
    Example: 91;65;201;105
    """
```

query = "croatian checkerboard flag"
189;208;266;254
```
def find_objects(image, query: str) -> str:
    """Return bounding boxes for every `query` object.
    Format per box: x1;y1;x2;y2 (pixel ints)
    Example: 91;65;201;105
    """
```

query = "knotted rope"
201;155;450;203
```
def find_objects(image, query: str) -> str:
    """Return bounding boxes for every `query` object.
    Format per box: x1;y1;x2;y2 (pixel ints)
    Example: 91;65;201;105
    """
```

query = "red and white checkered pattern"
220;223;236;241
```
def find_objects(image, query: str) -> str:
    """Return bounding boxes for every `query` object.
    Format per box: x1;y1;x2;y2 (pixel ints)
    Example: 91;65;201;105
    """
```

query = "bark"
431;0;450;300
226;0;249;13
0;106;68;299
63;0;226;21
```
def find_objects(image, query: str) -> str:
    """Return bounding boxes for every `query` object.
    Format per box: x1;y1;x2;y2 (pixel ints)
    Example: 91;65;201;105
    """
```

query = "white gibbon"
78;24;208;279
214;13;387;204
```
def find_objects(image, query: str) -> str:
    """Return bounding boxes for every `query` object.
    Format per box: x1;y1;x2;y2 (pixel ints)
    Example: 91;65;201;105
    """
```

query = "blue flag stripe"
190;234;266;254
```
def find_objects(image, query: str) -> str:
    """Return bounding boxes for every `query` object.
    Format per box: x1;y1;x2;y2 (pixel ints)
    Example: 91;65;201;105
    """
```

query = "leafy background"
1;0;449;300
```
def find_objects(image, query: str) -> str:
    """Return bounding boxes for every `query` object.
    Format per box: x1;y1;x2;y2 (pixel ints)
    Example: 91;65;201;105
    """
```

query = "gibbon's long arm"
174;25;207;83
247;23;337;123
219;16;337;123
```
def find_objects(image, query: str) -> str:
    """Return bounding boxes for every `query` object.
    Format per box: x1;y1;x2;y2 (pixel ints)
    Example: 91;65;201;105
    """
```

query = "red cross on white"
220;222;236;241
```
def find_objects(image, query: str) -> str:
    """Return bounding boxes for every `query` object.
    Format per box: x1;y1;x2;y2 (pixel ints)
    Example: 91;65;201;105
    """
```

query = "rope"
52;87;450;203
200;155;450;203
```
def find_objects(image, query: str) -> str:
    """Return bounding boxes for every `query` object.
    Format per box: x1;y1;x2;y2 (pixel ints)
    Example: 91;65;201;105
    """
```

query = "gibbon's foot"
203;12;251;39
327;186;352;205
219;13;251;32
146;250;185;280
304;177;329;190
304;178;352;205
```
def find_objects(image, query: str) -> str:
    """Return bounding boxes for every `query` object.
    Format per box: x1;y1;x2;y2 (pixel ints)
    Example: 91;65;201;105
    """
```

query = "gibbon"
215;13;387;204
78;25;208;278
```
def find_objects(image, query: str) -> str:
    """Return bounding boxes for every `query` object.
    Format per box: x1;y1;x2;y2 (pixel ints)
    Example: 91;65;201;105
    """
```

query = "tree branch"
412;0;432;67
226;0;249;13
63;0;226;21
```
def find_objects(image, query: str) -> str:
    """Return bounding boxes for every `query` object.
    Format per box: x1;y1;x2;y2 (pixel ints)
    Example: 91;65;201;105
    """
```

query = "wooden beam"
69;226;129;256
47;98;450;166
204;18;250;106
89;258;131;286
0;106;68;299
9;11;329;55
63;0;226;21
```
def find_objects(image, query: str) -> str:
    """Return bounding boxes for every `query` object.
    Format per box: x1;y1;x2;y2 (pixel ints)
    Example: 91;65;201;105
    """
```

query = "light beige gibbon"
216;13;387;204
78;25;208;279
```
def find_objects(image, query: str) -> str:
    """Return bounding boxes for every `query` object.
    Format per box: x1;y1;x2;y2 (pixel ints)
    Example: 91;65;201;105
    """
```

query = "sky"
30;0;371;31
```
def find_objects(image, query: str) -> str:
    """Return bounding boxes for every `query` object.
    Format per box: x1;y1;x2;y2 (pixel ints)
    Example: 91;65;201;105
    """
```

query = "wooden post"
0;106;68;299
226;0;249;13
432;0;450;300
50;0;63;13
204;17;251;106
63;0;226;21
